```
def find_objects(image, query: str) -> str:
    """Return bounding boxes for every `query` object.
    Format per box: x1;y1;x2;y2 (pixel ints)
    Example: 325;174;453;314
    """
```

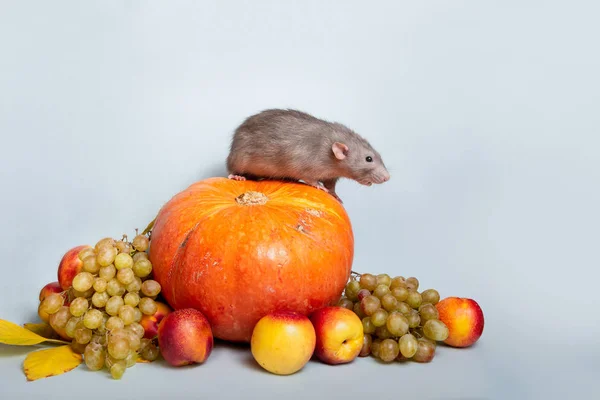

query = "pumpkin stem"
235;191;268;206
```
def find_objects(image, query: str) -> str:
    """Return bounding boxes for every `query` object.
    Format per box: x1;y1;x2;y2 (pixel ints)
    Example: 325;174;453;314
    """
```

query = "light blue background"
1;1;598;399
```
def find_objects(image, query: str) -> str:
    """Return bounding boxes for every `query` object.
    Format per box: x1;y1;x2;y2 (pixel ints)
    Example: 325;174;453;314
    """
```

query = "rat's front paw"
228;174;247;181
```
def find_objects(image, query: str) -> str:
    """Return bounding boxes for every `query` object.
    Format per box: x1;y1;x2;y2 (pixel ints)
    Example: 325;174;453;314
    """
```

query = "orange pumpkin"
148;177;354;342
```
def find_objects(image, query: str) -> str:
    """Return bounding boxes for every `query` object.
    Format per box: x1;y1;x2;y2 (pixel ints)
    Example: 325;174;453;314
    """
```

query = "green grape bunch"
338;272;447;364
38;232;161;379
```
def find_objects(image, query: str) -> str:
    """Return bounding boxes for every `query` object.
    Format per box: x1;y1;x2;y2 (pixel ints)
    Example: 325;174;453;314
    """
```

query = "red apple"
57;245;91;290
435;297;484;348
157;308;213;367
250;310;316;375
140;301;172;339
309;306;364;365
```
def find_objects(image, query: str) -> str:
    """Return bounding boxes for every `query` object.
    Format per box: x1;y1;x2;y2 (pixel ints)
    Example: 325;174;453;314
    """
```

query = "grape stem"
350;270;362;277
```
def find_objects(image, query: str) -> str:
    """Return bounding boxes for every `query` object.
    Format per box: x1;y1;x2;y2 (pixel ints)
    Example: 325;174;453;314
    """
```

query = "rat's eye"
366;156;373;162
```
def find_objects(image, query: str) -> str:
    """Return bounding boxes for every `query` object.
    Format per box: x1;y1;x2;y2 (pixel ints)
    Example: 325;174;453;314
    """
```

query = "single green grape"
107;278;126;297
106;316;125;331
376;274;392;287
407;309;421;328
418;303;439;323
74;327;92;344
344;280;361;301
93;278;107;293
40;293;64;315
126;277;142;293
115;240;133;254
391;287;409;302
108;337;130;360
141;280;161;297
110;362;126;379
371;339;382;358
405;277;419;291
381;293;398;312
84;342;105;371
362;317;377;334
421;289;440;305
114;253;134;270
118;305;136;325
359;273;378;291
386;311;409;337
370;309;388;327
353;302;366;319
398;333;418;358
82;255;101;274
375;325;393;340
83;309;104;330
69;297;89;317
357;289;371;301
124;292;140;307
423;319;449;341
373;284;391;299
133;252;148;262
140;343;159;361
413;338;436;363
337;297;354;310
128;322;145;338
132;259;153;278
132;234;150;252
361;295;381;316
379;338;400;362
139;297;158;316
95;237;115;251
406;291;423;309
117;268;135;285
389;276;406;289
397;302;412;316
72;272;94;293
97;246;118;267
78;247;95;261
105;296;125;316
91;291;109;308
359;334;372;357
99;264;117;281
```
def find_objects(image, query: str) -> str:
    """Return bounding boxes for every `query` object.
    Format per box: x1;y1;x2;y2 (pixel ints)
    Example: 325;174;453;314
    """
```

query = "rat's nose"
382;172;390;182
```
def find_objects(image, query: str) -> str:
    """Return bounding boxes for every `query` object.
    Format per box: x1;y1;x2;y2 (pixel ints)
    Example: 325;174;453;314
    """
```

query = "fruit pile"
0;177;484;382
339;273;446;363
37;234;164;379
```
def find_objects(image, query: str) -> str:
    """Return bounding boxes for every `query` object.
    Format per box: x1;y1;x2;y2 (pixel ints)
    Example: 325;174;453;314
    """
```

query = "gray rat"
225;108;390;202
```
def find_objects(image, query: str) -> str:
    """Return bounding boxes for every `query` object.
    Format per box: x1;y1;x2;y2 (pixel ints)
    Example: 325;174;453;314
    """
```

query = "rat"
225;108;390;203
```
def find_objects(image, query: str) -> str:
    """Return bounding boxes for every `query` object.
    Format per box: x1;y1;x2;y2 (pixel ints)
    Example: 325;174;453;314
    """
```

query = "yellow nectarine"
250;311;316;375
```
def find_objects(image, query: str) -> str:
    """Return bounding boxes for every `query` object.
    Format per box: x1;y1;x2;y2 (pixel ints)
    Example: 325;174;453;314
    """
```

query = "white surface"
1;1;598;399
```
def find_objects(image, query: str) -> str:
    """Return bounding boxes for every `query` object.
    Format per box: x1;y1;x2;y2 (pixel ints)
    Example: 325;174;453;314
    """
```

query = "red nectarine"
310;306;364;365
435;297;484;348
157;308;213;367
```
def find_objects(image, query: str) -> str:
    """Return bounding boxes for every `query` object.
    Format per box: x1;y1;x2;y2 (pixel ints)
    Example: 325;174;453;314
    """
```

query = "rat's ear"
332;142;349;160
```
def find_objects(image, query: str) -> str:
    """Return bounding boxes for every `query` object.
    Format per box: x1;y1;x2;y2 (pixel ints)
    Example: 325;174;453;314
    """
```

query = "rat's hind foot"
228;174;246;181
329;191;343;204
302;180;329;192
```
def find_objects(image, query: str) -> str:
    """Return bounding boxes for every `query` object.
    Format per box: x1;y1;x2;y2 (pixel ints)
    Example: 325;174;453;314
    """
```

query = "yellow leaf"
142;217;155;235
23;322;57;339
23;345;82;381
0;319;68;346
